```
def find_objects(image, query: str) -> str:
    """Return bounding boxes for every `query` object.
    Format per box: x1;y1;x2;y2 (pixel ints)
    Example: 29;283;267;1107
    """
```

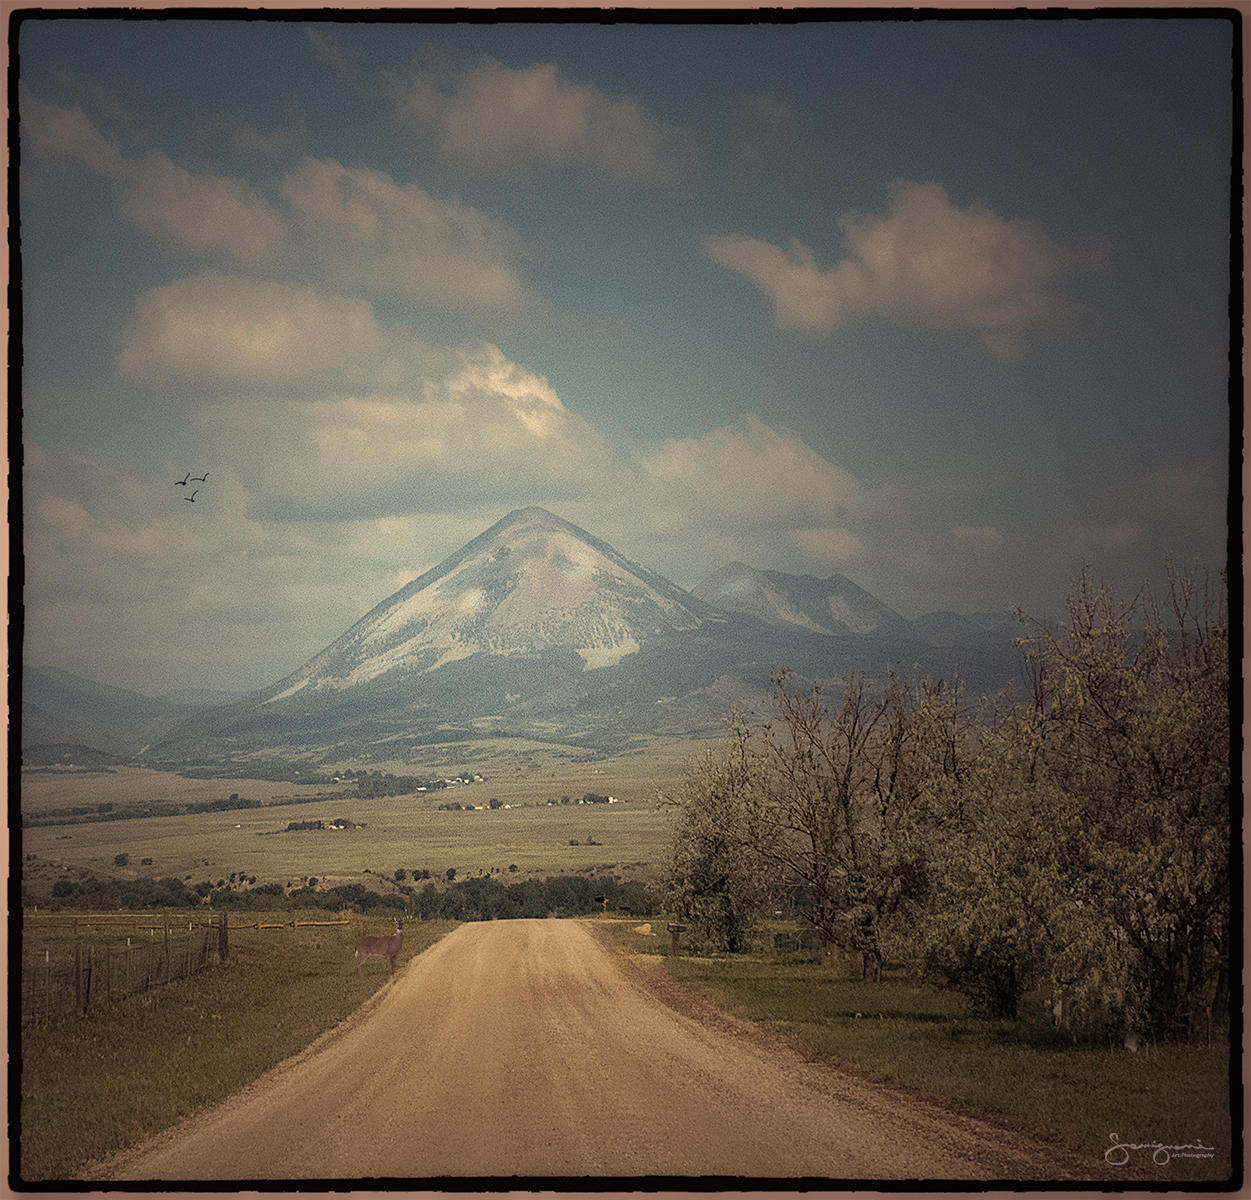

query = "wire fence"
19;913;353;1027
20;925;220;1026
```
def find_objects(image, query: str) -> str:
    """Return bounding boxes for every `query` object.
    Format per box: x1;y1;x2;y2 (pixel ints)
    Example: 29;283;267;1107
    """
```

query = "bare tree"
758;671;934;981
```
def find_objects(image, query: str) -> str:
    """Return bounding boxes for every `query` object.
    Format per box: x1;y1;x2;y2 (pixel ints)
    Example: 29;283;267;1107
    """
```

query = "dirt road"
93;919;1080;1182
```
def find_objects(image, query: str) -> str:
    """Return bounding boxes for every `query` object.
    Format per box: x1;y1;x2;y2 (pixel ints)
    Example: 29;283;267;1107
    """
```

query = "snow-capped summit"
261;507;711;708
135;508;1019;762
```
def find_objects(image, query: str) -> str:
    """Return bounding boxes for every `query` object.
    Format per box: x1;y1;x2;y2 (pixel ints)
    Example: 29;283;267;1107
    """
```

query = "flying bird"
191;472;209;483
185;490;199;503
175;473;190;486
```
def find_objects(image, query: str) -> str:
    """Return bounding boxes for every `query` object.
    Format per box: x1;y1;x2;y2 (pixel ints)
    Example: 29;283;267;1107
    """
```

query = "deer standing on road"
354;917;404;976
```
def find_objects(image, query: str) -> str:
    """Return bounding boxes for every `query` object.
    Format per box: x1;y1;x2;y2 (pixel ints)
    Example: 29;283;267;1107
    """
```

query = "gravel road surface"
93;919;1081;1182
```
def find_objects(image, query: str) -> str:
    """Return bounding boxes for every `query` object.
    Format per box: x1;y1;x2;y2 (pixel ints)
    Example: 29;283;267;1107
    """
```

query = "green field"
20;748;694;897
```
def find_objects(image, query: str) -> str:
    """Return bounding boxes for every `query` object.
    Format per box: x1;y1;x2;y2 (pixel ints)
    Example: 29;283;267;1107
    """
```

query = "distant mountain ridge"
692;562;1019;649
24;508;1025;764
693;562;910;637
21;667;240;758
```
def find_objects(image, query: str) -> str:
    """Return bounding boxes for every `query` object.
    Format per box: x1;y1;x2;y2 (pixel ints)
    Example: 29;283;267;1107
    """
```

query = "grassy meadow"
20;748;693;897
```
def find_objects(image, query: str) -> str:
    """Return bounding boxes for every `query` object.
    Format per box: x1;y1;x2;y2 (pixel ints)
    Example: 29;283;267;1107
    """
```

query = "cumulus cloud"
393;57;690;185
442;343;569;438
1040;465;1226;579
639;414;866;566
1136;464;1228;533
281;156;536;312
737;93;800;168
642;415;862;520
306;26;355;80
705;180;1070;356
193;342;613;522
232;121;292;158
23;97;535;309
118;274;384;386
120;151;286;265
23;96;285;267
745;93;794;134
25;448;247;619
22;94;127;175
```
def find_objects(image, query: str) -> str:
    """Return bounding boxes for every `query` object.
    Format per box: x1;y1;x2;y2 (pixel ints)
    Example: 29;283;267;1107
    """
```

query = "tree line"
34;870;661;922
665;565;1230;1044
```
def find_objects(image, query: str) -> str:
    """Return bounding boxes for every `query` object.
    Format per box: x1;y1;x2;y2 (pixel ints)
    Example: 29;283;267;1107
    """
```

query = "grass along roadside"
18;911;457;1182
606;923;1233;1184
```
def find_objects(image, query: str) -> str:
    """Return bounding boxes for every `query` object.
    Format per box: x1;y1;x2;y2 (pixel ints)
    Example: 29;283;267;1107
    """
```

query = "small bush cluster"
46;874;203;908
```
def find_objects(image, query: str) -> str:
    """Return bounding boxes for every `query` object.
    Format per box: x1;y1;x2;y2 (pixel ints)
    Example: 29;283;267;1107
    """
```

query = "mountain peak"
492;506;567;532
132;512;1022;763
260;508;709;706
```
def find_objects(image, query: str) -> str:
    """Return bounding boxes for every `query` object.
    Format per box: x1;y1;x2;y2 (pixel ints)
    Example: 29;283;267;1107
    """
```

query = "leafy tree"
665;714;774;953
917;692;1089;1019
1017;565;1230;1041
415;882;442;919
922;565;1230;1039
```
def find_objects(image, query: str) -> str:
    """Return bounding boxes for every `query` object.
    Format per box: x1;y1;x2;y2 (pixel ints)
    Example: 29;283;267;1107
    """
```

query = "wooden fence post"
218;909;229;962
74;944;82;1014
163;914;170;984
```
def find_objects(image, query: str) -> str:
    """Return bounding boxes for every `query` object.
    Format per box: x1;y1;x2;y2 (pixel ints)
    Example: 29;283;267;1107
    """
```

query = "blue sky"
18;11;1235;694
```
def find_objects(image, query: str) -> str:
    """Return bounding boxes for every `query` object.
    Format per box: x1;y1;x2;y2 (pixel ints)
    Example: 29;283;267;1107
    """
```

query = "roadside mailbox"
667;923;687;954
